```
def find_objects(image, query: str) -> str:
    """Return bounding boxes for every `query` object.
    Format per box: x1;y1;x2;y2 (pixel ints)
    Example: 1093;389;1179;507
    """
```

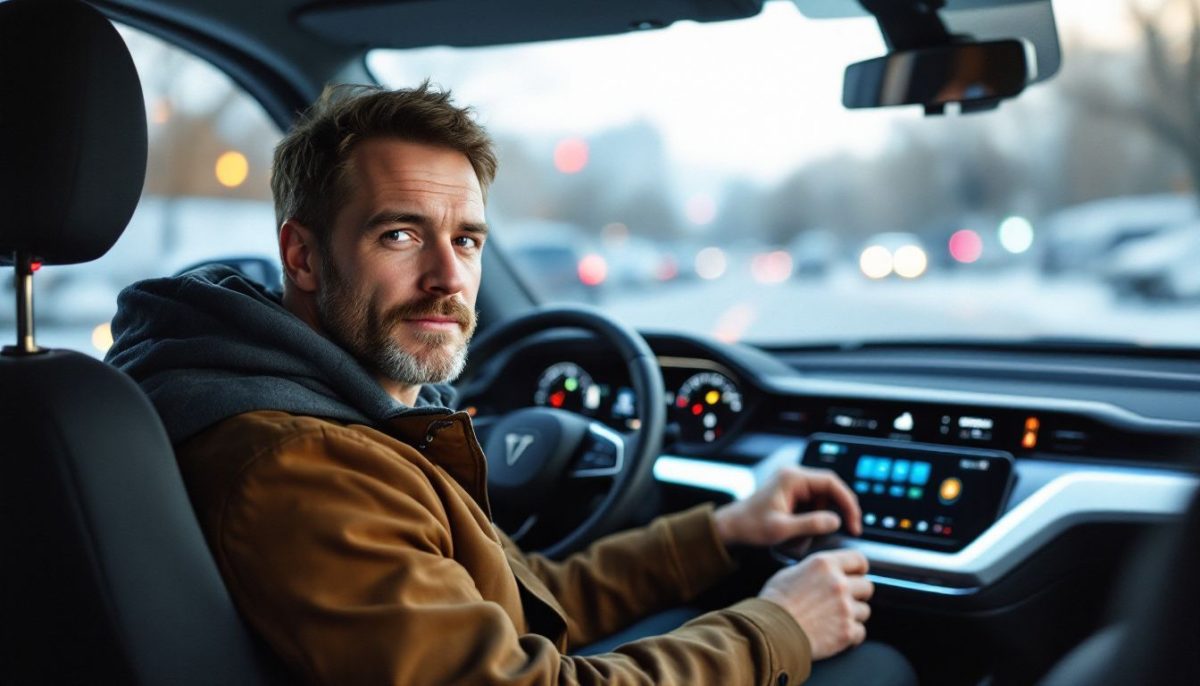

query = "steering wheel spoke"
569;421;627;478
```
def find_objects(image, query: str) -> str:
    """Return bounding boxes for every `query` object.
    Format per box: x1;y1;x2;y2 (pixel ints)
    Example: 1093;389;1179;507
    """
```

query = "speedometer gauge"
534;362;601;414
672;372;744;443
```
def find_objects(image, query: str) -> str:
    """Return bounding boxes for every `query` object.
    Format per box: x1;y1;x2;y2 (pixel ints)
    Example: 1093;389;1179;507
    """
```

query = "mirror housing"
843;39;1032;113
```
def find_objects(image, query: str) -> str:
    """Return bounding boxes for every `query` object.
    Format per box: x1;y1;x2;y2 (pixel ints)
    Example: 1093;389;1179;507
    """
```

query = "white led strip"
653;455;757;500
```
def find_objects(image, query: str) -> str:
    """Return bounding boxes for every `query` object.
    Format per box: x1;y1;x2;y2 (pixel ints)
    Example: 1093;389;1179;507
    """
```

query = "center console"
801;434;1015;552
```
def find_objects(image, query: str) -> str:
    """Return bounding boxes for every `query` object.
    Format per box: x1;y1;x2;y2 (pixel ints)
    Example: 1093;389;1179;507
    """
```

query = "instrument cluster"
530;357;749;445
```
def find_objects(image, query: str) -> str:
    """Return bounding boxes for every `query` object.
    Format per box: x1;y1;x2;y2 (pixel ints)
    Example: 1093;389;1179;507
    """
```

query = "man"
108;83;915;685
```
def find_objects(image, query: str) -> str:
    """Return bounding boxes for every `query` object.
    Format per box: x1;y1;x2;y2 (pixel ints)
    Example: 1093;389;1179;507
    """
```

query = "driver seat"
0;1;284;683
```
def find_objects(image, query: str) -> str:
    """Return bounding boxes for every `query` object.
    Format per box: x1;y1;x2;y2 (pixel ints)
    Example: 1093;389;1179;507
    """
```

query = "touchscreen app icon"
939;477;963;504
910;461;932;485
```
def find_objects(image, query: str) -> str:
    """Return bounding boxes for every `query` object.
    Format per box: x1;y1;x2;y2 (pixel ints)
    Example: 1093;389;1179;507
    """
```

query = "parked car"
1041;194;1197;276
1103;221;1200;301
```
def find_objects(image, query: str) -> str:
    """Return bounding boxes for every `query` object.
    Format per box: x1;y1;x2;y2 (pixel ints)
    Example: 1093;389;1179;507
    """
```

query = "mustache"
386;296;475;330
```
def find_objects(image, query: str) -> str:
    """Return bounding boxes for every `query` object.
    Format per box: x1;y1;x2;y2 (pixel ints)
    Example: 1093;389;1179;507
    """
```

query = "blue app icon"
872;483;886;495
910;461;932;486
888;485;905;498
871;457;893;481
854;481;870;494
891;459;911;482
856;457;874;480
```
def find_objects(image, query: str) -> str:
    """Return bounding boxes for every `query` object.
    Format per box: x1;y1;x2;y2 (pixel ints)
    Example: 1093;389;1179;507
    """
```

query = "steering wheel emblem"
504;433;536;466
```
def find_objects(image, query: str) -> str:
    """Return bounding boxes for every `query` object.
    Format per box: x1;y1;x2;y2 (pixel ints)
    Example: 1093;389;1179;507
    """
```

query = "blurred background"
4;0;1198;354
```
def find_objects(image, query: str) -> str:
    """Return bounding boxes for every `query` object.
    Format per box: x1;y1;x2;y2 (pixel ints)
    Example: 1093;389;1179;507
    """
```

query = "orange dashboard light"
1022;416;1040;449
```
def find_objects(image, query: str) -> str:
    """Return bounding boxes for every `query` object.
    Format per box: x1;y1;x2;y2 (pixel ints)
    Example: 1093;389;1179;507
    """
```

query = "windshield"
370;0;1200;348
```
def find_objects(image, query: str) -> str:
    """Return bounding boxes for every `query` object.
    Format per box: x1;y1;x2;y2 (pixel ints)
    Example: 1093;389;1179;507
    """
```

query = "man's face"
315;138;486;387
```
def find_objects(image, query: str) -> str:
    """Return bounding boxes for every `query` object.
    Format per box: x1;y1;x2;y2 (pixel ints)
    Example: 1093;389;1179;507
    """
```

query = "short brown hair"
271;81;497;243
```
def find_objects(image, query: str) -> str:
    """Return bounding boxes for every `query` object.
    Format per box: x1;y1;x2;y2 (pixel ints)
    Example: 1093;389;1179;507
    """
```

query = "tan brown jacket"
177;410;812;685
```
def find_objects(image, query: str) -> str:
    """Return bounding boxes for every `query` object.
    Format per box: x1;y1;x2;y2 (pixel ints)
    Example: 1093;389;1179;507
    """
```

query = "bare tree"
1066;0;1200;201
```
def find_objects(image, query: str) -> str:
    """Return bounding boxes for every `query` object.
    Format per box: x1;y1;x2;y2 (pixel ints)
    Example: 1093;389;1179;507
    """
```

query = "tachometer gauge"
534;362;601;414
672;372;744;443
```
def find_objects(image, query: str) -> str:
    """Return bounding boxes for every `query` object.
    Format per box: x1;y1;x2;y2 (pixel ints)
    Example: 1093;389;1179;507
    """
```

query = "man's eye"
381;230;414;245
454;235;482;249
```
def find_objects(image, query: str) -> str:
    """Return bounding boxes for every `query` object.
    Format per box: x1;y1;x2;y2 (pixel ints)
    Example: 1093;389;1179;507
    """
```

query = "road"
601;266;1199;347
19;267;1200;357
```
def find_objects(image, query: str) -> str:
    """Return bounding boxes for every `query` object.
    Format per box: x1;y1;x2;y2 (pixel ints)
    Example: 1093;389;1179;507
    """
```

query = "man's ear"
279;219;321;293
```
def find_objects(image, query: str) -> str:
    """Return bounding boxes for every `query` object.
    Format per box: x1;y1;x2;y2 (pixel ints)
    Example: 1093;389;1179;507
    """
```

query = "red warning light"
549;391;566;408
691;404;704;416
30;261;43;272
675;396;688;408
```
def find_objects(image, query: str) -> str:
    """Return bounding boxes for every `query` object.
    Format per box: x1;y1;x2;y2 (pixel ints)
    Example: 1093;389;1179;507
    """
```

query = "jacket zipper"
417;417;457;450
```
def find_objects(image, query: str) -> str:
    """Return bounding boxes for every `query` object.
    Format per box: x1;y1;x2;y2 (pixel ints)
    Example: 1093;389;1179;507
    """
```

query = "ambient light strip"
652;454;1198;592
653;455;757;500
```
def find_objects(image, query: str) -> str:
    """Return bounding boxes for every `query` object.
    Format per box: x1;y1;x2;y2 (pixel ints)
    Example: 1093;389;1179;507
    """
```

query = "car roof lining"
293;0;764;49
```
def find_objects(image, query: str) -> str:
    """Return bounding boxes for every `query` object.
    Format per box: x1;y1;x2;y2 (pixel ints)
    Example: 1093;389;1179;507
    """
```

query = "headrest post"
9;251;40;355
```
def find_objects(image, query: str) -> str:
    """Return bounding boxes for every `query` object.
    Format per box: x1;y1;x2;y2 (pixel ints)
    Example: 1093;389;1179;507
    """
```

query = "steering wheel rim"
461;305;665;559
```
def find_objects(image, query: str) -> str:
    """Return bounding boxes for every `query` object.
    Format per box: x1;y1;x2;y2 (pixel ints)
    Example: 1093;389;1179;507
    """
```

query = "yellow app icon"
939;477;962;504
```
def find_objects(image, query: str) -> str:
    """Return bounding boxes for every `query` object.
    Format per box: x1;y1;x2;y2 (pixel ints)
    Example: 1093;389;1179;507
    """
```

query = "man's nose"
418;239;466;296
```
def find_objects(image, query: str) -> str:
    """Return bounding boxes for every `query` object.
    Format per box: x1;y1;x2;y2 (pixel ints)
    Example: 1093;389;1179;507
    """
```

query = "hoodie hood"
106;265;456;444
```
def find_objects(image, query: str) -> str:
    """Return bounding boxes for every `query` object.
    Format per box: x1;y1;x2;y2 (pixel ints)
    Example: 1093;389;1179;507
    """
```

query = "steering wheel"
460;306;665;559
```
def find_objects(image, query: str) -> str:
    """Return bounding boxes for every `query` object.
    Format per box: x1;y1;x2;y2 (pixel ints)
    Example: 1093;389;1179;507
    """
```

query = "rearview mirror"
843;39;1032;113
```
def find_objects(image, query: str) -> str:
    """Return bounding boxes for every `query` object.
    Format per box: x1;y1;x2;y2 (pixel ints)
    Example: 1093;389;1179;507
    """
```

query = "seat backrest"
1039;487;1200;686
0;1;286;683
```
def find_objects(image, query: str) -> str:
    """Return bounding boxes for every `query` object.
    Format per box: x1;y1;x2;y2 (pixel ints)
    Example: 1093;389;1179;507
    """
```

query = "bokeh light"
215;151;249;188
893;245;928;279
948;229;983;263
859;245;893;279
695;247;728;280
554;137;589;174
577;253;607;286
751;250;793;284
998;216;1035;254
685;194;717;225
91;322;114;353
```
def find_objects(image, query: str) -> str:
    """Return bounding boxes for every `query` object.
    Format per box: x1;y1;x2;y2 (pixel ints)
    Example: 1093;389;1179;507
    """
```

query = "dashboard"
458;330;1200;602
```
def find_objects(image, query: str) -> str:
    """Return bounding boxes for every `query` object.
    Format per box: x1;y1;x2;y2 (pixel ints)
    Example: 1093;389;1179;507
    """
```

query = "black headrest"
0;0;147;266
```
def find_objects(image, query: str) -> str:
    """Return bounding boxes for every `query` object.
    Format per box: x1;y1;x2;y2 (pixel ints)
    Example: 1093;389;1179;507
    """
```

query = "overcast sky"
368;0;1150;186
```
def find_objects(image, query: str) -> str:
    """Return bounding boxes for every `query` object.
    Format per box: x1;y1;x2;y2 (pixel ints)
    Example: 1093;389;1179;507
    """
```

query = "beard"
315;257;477;387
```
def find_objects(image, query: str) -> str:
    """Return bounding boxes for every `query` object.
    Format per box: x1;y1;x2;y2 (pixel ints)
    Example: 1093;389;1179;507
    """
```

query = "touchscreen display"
801;434;1015;552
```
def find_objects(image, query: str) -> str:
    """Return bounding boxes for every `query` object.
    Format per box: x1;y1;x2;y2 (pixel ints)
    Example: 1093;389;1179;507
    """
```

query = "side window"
14;23;282;356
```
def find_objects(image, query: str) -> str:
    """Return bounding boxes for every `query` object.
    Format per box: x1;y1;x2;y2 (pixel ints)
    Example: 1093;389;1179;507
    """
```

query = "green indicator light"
564;377;579;392
908;487;923;500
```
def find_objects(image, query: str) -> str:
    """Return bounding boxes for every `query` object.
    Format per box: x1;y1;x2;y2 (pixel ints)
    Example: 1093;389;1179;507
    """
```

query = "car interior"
1;0;1198;684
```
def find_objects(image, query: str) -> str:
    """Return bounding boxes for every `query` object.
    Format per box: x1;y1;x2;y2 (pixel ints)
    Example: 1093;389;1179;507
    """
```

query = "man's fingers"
847;575;875;601
810;471;863;536
820;548;870;575
777;510;841;539
849;621;867;647
853;601;872;623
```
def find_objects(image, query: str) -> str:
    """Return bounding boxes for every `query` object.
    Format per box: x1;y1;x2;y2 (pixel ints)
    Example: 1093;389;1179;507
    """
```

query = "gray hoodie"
106;265;455;445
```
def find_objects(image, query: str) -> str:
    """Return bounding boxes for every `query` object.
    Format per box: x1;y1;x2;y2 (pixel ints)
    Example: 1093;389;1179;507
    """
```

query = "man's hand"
759;550;873;660
713;466;862;549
